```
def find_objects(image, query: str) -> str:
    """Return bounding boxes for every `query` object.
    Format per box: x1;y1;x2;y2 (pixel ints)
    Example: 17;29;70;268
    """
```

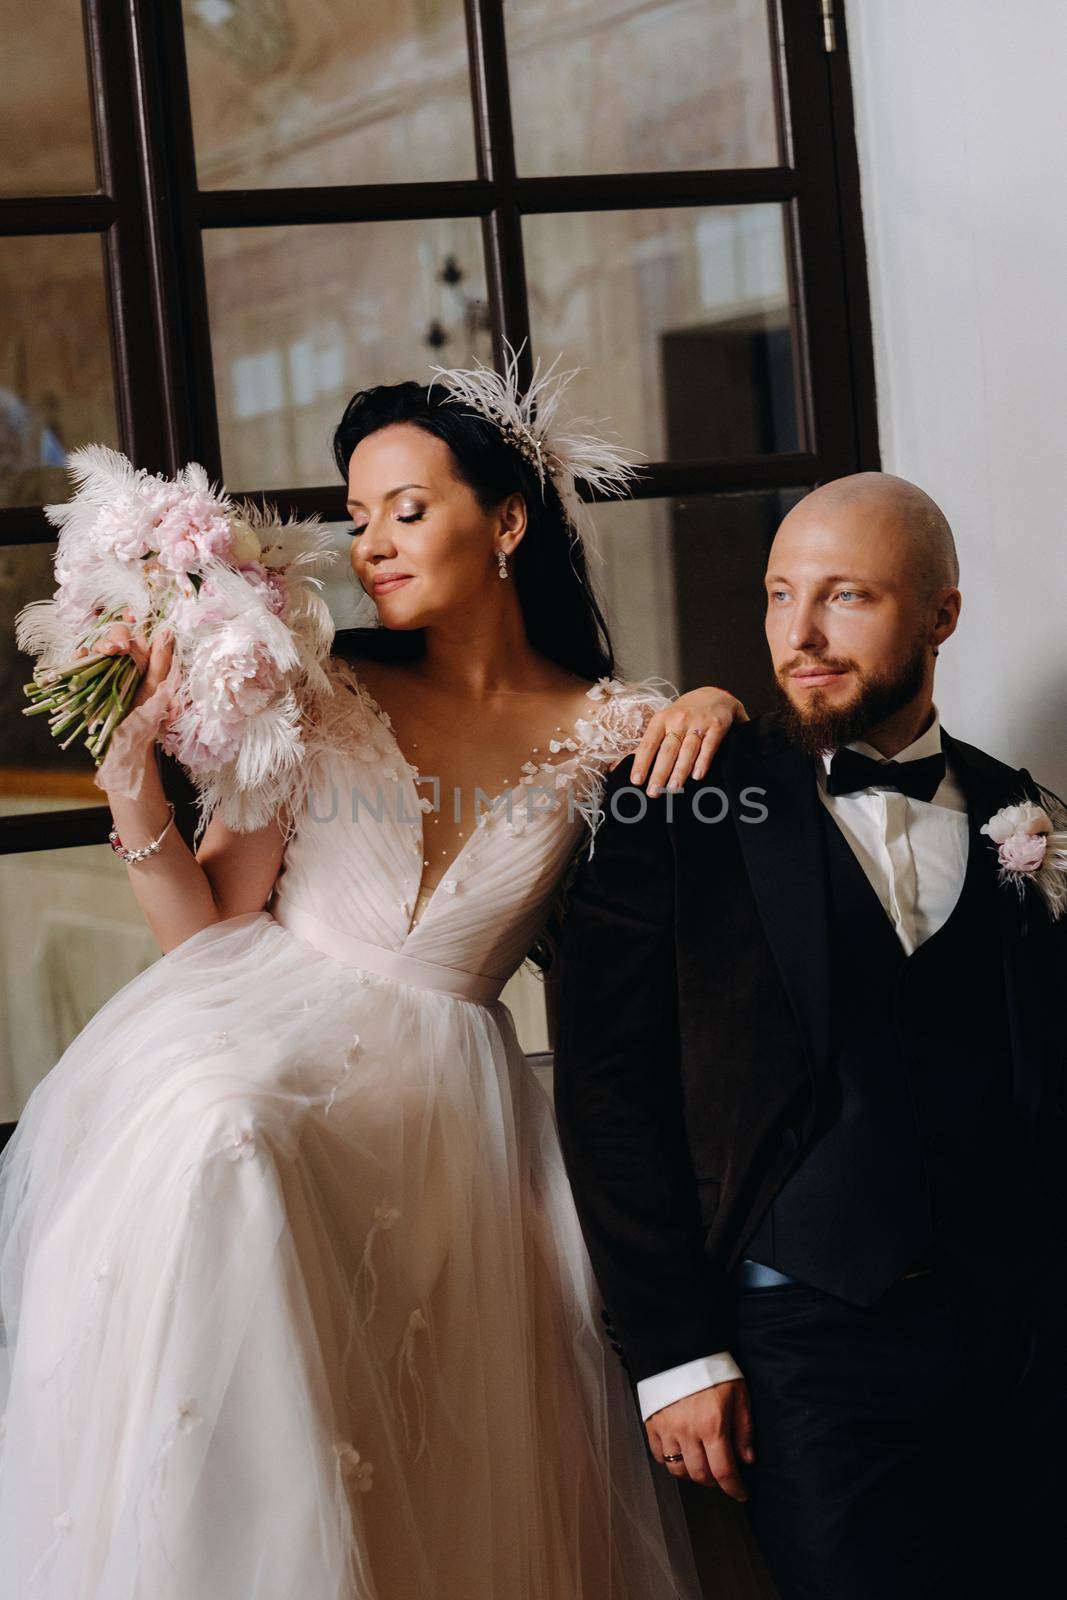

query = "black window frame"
0;0;878;862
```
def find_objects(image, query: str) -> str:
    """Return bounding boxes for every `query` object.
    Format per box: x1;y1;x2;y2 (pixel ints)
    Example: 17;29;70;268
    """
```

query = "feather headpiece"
426;340;645;544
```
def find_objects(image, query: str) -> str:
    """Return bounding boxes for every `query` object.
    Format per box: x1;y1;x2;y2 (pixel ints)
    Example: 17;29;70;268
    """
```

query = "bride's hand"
628;686;749;794
76;618;174;718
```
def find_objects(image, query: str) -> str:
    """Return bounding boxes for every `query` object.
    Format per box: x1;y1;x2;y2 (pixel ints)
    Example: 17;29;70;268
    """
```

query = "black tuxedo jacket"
552;715;1067;1386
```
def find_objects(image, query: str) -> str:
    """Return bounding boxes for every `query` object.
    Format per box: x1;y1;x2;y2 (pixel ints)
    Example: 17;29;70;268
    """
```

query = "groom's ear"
931;586;962;652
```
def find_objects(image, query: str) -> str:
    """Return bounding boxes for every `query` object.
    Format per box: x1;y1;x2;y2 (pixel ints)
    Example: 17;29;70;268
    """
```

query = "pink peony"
154;489;236;574
162;716;242;772
997;831;1048;875
170;580;239;633
236;561;288;616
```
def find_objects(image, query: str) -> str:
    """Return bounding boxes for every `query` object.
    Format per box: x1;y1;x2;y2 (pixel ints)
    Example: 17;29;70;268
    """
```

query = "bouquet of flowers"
16;446;338;838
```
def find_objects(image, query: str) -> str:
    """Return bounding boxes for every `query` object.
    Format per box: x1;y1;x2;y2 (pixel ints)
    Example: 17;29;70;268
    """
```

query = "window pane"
0;842;160;1120
504;0;779;176
591;488;807;712
524;203;800;462
0;234;120;509
204;219;491;490
0;5;98;195
183;0;477;188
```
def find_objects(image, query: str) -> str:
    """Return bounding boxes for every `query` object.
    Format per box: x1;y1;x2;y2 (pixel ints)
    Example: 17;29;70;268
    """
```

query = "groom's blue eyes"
767;588;866;604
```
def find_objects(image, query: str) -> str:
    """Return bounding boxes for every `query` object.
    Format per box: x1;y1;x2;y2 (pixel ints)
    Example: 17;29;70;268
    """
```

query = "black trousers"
727;1258;1067;1600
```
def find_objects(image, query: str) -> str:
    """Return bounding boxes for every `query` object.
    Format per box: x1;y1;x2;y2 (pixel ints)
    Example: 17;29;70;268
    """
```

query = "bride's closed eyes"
351;508;426;535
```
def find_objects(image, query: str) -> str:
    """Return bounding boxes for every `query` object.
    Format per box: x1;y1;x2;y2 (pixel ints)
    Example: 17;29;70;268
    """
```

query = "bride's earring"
497;549;509;580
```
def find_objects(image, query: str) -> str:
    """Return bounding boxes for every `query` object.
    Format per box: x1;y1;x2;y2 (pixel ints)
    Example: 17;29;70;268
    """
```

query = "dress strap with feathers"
568;676;674;852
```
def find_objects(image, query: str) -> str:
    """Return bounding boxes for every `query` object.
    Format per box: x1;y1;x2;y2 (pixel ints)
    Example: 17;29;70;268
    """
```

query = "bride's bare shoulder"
329;633;414;706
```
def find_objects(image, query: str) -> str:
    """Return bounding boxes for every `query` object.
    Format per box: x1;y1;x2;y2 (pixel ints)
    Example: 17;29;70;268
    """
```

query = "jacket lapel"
942;730;1061;1130
720;719;833;1085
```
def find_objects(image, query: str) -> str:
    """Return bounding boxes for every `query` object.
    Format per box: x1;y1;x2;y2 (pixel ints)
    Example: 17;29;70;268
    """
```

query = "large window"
0;0;877;1124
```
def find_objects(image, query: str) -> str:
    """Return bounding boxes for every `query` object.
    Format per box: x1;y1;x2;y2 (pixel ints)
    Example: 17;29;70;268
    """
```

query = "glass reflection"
183;0;477;188
0;234;120;509
204;217;491;490
505;0;779;176
524;203;800;462
0;3;98;196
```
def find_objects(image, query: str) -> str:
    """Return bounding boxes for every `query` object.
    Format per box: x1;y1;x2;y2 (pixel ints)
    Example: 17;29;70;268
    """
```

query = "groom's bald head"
785;472;959;598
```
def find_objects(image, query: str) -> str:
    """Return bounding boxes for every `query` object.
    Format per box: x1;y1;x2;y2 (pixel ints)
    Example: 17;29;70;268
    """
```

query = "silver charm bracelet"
108;802;176;864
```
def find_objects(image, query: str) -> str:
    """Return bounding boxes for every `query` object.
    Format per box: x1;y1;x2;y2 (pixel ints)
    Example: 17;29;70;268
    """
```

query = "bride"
0;354;745;1598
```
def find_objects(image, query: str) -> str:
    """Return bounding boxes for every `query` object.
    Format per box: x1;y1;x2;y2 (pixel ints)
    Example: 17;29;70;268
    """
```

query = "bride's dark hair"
332;380;615;681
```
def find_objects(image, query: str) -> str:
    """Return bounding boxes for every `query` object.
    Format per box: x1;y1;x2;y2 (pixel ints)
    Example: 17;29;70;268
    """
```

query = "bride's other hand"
628;686;749;793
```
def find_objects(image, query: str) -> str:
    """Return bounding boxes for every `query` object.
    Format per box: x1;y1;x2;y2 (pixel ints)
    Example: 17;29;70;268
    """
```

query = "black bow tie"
826;747;946;803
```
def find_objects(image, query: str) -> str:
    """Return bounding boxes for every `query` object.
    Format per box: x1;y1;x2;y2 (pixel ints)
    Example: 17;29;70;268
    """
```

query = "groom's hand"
646;1379;755;1501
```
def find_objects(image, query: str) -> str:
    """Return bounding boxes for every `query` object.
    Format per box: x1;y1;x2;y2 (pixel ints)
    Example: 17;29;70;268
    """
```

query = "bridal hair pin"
426;339;646;544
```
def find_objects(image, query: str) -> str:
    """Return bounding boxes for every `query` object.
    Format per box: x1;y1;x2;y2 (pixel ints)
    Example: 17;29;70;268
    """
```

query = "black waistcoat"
743;789;1041;1303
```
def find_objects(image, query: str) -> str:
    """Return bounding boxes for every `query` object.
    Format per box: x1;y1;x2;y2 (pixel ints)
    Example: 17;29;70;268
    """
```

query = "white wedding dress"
0;656;698;1599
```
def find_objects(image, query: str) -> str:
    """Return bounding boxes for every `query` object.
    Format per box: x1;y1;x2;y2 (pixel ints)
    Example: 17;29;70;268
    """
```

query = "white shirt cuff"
636;1351;743;1421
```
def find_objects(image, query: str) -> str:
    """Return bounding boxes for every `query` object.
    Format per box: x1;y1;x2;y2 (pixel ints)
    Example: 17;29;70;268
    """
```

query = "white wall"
845;0;1067;794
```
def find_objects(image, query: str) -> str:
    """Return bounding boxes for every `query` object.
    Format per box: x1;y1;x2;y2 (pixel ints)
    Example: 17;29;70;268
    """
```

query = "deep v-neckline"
343;672;607;939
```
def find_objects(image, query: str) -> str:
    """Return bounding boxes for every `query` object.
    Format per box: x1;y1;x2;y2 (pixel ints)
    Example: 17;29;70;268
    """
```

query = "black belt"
734;1255;935;1291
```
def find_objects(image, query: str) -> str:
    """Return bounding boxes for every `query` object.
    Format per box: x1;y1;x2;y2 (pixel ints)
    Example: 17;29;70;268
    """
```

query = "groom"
554;473;1067;1599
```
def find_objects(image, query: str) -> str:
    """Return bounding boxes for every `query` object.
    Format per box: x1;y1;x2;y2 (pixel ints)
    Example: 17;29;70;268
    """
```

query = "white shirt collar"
819;707;944;777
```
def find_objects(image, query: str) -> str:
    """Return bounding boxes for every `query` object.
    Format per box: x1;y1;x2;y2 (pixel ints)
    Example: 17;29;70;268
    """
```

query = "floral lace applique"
177;1397;203;1433
336;1441;375;1493
225;1125;258;1162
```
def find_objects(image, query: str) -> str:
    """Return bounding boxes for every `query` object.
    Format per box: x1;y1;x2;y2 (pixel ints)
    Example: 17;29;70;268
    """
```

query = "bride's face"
346;424;525;631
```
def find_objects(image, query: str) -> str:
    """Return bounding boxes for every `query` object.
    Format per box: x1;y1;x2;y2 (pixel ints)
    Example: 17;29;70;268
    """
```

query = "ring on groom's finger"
663;1453;685;1464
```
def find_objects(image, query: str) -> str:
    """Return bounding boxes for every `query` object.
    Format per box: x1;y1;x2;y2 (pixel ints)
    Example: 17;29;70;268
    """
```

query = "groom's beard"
773;637;929;757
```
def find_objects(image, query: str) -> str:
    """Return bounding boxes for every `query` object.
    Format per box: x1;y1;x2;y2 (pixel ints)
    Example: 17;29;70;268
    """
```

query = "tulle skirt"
0;911;697;1598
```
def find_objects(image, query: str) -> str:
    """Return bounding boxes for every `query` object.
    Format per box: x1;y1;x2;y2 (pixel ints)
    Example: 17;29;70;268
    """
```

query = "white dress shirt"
636;710;970;1422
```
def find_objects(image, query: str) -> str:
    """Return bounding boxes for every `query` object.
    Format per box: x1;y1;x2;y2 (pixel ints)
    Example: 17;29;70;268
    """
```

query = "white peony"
980;801;1052;845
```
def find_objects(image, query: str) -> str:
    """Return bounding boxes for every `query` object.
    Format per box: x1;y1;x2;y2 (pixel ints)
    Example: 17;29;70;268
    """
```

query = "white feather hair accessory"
426;340;645;544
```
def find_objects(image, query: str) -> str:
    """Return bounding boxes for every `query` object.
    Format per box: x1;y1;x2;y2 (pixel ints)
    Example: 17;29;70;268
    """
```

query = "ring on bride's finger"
663;1453;685;1464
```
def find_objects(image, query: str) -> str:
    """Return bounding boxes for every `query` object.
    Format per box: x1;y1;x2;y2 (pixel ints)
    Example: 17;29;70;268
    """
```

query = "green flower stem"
87;658;146;762
48;657;125;735
24;647;147;762
57;663;128;747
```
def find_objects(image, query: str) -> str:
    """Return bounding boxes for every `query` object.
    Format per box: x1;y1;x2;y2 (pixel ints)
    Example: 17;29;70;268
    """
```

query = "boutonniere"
980;797;1067;922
